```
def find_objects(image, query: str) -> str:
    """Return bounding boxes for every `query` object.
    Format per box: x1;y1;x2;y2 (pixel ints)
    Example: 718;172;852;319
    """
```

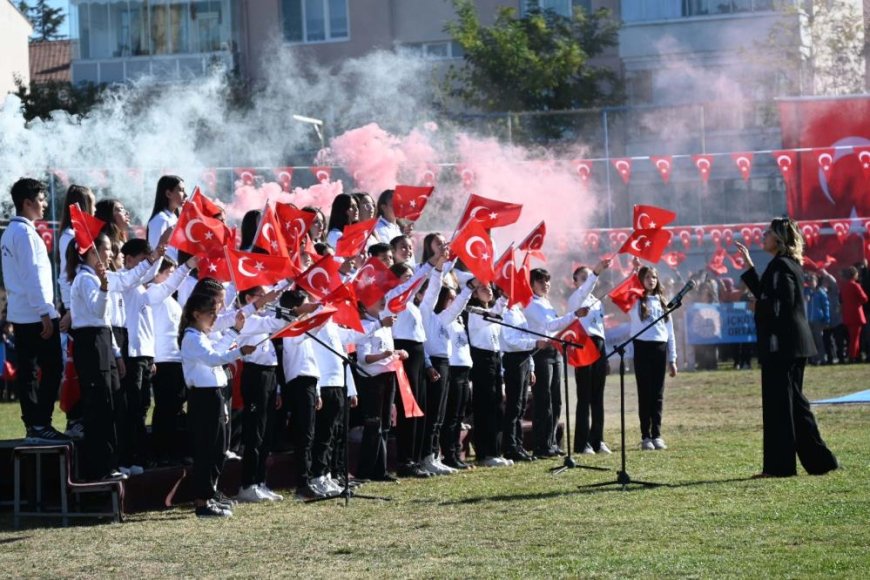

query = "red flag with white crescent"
517;220;547;261
772;150;798;189
692;154;713;184
353;257;402;308
388;358;424;418
611;158;632;184
322;283;364;333
393;185;434;221
272;307;337;339
234;167;257;186
335;218;378;258
274;203;315;256
650;156;673;184
815;147;836;182
198;250;232;282
253;203;289;258
273;167;294;192
853;145;870;183
661;251;687;270
296;255;344;300
493;245;533;308
190;186;223;219
608;273;645;313
310;166;331;183
456;193;523;231
573;160;592;182
69;203;105;254
169;201;226;256
555;319;601;367
632;205;676;230
225;247;297;292
450;220;495;285
618;229;672;263
387;275;426;314
731;152;753;181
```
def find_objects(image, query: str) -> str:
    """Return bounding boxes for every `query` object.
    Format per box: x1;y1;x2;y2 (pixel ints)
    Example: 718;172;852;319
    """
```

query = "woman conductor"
735;218;838;478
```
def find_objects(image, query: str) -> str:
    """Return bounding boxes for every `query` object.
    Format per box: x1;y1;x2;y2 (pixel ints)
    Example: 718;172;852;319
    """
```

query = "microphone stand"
479;312;608;476
579;299;685;491
298;329;391;505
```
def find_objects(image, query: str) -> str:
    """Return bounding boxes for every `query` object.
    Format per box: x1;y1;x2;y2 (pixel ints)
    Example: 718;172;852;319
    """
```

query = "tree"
13;75;104;122
761;0;865;96
443;0;622;114
18;1;66;42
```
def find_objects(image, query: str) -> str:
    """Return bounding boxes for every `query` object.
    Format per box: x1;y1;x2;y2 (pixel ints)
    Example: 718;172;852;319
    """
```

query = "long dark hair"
150;175;183;220
59;185;94;231
421;232;444;265
326;193;356;233
376;189;394;219
638;265;668;322
65;233;109;283
178;293;217;347
434;285;456;314
95;199;125;269
302;206;326;243
239;209;262;250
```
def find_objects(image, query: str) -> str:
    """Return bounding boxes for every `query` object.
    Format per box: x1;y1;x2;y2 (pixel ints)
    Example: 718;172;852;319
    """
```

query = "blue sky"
20;0;71;38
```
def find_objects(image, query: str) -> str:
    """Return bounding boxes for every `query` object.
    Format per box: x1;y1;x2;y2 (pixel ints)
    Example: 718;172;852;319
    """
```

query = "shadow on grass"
439;476;756;506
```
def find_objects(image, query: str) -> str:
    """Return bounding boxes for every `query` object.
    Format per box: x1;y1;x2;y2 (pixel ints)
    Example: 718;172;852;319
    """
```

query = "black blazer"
741;254;816;362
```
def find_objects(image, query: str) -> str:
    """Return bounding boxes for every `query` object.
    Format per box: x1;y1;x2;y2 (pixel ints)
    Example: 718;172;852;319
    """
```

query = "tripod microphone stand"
579;299;684;491
480;312;607;475
299;329;391;505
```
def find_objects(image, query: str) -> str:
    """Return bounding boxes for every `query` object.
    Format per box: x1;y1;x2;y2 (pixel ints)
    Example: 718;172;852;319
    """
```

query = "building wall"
0;1;34;96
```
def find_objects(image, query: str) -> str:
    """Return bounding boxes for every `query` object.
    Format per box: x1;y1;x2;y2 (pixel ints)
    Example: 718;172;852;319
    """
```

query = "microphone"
466;305;503;320
667;279;696;309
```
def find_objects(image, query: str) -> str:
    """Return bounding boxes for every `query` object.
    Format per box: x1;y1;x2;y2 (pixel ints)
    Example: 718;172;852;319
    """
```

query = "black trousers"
241;364;278;487
470;347;502;459
532;348;562;452
188;387;227;501
120;356;152;466
288;375;318;487
502;351;532;454
312;386;344;478
633;340;667;440
442;366;471;460
423;356;450;458
760;356;838;476
393;340;426;466
574;336;607;452
357;372;396;479
12;319;62;428
62;331;84;424
151;361;186;462
74;327;120;480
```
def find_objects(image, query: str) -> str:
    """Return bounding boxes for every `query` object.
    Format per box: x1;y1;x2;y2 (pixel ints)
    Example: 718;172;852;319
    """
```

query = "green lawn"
0;364;868;578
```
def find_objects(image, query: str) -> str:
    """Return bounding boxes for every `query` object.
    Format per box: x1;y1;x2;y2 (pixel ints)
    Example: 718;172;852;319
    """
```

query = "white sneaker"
500;456;514;466
652;437;667;450
581;444;596;455
309;476;339;497
236;484;268;503
322;474;344;494
598;442;612;455
225;450;241;460
480;456;505;467
433;456;457;474
258;484;284;501
640;438;655;451
421;454;453;475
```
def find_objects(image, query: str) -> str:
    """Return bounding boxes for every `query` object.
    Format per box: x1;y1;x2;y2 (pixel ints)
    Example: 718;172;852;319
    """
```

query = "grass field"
0;364;868;578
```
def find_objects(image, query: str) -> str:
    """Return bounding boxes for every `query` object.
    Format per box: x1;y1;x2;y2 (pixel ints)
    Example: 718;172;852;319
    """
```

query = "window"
400;41;465;61
522;1;573;17
622;0;781;23
282;0;349;43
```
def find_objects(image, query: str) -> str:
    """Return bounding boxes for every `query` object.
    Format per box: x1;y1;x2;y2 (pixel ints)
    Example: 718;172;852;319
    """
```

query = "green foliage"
12;75;104;122
18;0;67;42
444;0;623;114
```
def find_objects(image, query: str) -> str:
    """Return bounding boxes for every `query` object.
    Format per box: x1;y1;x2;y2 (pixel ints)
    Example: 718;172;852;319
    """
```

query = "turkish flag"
393;185;434;221
517;220;546;261
275;203;315;254
853;146;870;183
169;201;226;256
772;150;798;189
815;147;836;182
457;193;523;231
731;152;753;181
253;204;289;257
69;203;105;254
618;229;672;263
555;320;600;367
335;218;377;258
234;167;257;185
609;273;645;313
189;186;223;218
387;275;426;314
272;307;337;339
493;245;533;308
198;250;232;282
225;247;296;292
450;220;495;285
611;158;632;184
296;255;344;300
457;165;475;189
353;257;401;308
708;247;729;275
200;168;218;194
310;166;331;183
662;251;686;270
273;167;294;192
650;156;673;184
573;160;592;182
388;359;424;418
322;283;364;333
692;154;713;184
633;205;676;230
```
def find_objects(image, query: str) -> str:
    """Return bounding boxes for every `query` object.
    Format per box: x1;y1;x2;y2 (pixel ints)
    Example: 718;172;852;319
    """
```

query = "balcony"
71;50;235;84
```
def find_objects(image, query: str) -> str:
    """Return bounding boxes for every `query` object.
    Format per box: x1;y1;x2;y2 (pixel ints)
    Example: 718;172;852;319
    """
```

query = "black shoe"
534;448;558;458
442;456;471;470
370;473;400;483
25;426;72;445
398;463;433;478
504;450;534;462
549;446;566;456
196;503;232;518
212;492;237;509
411;464;434;478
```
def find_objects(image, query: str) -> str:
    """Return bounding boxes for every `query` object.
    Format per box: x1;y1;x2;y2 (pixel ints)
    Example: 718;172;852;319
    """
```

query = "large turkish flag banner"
778;96;870;220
